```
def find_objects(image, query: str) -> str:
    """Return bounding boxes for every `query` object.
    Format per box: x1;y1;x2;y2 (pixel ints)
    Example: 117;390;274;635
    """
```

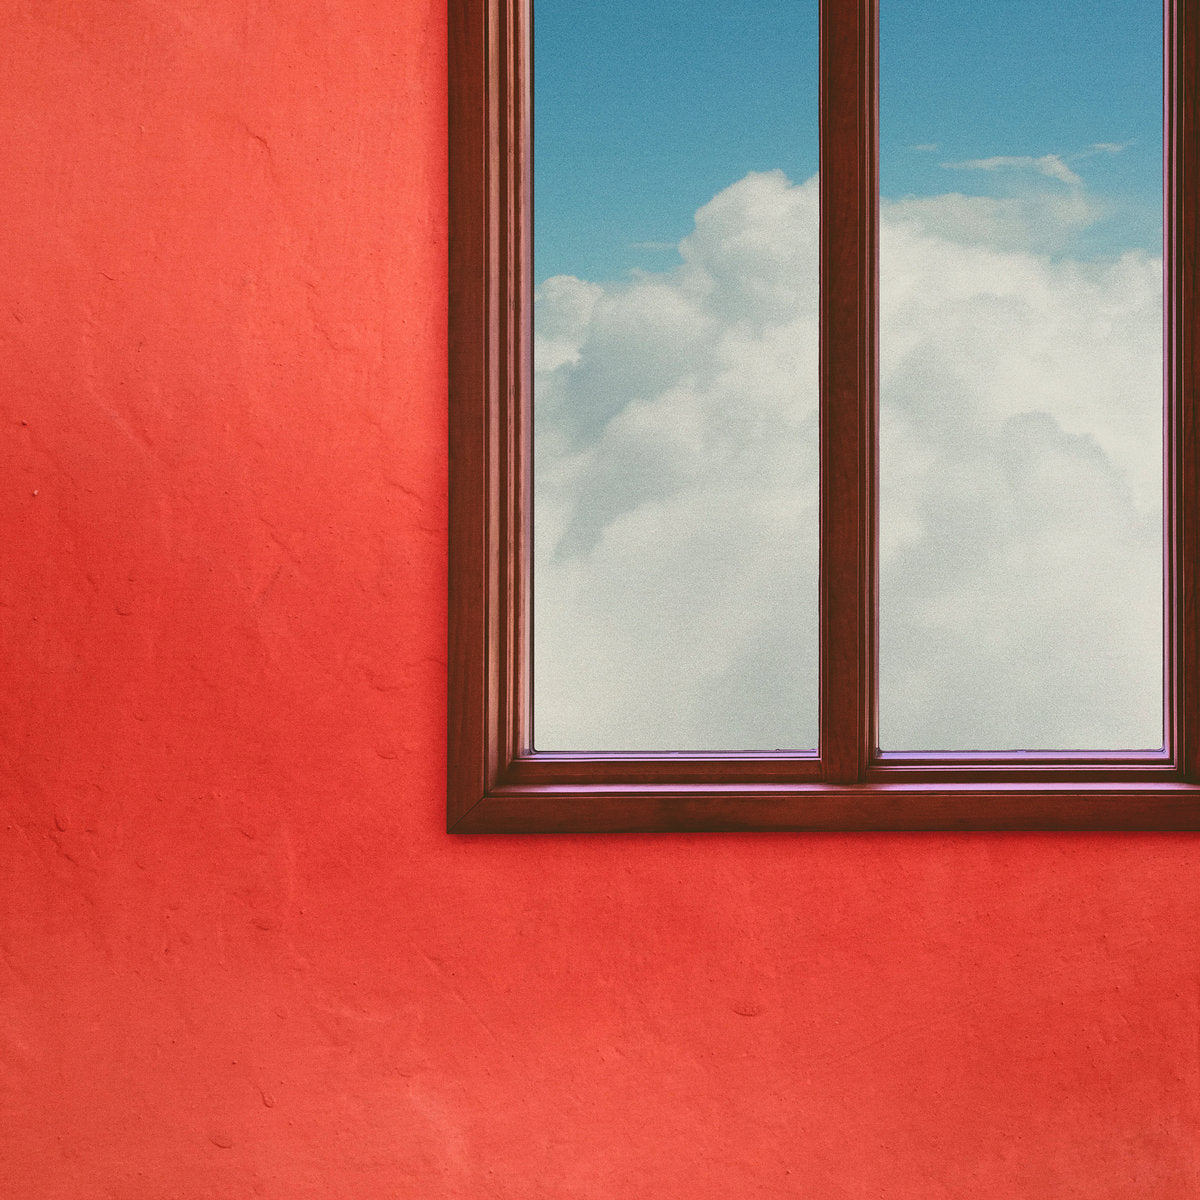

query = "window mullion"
819;0;878;783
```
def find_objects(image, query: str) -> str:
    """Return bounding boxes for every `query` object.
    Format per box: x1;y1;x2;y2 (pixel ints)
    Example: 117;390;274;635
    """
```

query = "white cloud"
941;153;1083;187
534;171;1163;752
534;275;602;373
884;190;1103;256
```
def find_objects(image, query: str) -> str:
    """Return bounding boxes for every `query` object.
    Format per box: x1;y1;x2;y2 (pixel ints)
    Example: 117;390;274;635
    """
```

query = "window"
448;0;1199;831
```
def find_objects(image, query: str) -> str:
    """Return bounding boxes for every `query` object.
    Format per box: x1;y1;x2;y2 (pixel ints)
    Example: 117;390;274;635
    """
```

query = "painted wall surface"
2;2;1198;1196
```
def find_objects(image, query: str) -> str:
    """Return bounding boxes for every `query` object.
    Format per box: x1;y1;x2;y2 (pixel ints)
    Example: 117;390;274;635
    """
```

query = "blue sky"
533;0;1163;280
532;1;1165;751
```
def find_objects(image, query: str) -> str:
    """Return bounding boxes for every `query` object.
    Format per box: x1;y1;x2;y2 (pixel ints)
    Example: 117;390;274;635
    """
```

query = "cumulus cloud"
878;212;1162;749
533;169;1163;752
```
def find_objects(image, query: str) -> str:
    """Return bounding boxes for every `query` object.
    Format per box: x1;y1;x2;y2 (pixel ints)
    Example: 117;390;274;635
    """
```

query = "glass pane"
532;1;820;751
879;0;1164;751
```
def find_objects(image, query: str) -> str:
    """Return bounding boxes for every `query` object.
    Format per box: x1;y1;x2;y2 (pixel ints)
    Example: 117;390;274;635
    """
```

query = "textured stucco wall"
2;2;1198;1196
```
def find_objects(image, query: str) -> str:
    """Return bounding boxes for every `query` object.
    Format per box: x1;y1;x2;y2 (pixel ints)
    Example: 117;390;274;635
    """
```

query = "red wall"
2;2;1198;1196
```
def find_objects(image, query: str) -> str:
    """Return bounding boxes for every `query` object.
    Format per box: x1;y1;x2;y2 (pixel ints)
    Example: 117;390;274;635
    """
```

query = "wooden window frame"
448;0;1200;831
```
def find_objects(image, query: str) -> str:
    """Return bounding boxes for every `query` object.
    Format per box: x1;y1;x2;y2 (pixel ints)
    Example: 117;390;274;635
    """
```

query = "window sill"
451;774;1200;832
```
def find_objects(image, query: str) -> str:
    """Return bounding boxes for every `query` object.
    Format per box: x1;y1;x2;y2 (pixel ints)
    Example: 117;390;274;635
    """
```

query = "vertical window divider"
819;0;878;783
1171;0;1200;780
508;0;532;767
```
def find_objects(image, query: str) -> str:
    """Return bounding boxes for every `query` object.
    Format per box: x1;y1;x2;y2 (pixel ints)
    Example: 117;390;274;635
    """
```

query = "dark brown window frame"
449;0;1200;831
